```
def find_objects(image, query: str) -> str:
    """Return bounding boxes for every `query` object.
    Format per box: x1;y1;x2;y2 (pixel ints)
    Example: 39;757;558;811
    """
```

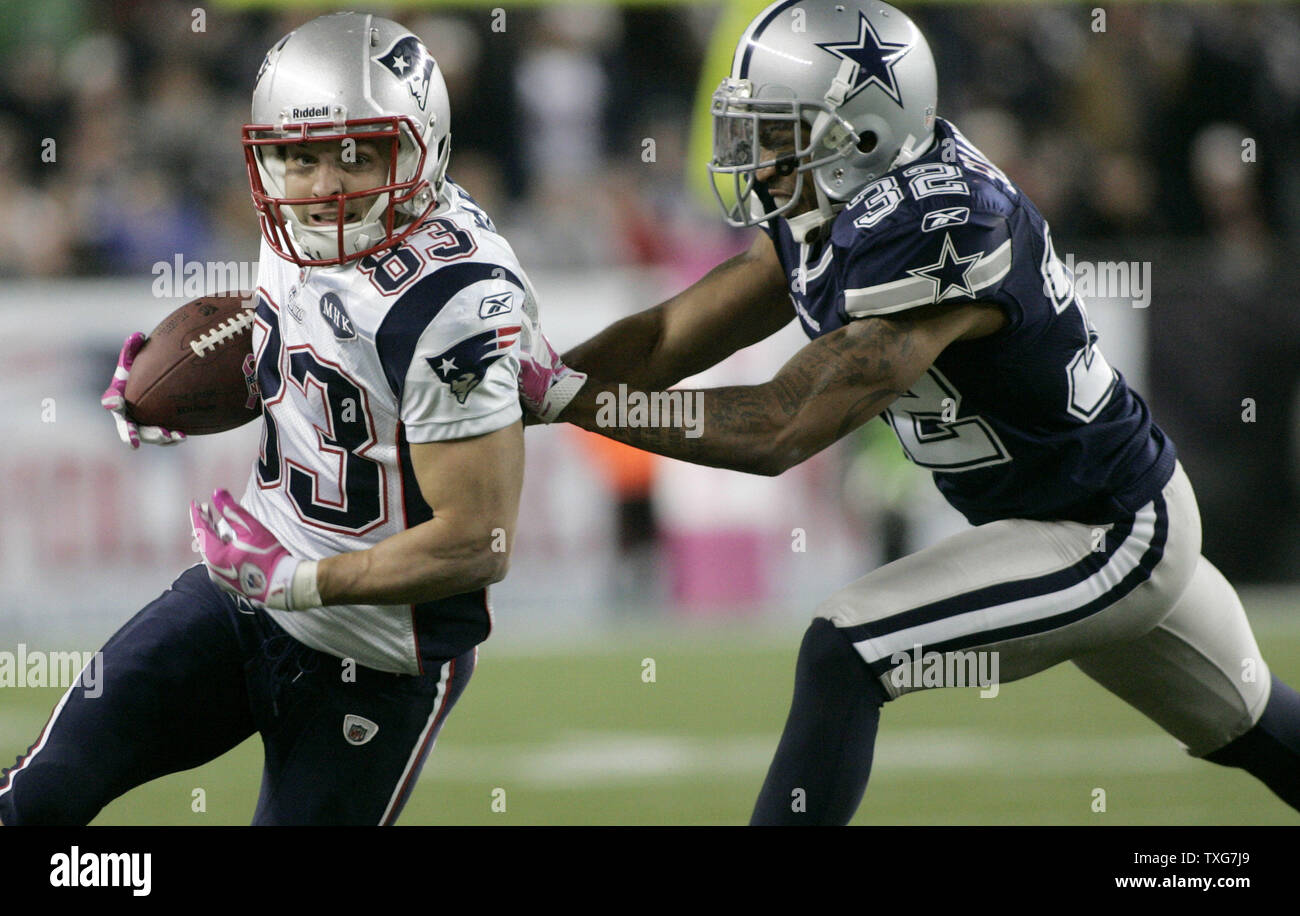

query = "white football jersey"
239;181;526;674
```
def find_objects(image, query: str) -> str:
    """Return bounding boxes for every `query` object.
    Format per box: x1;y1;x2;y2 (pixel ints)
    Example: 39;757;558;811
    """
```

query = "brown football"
124;294;261;435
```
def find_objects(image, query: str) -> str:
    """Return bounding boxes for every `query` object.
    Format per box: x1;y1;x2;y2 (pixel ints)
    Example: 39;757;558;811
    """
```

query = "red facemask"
242;115;438;267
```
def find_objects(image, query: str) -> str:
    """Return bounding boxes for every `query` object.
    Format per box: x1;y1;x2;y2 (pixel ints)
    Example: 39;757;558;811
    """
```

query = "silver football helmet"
709;0;937;229
242;12;452;266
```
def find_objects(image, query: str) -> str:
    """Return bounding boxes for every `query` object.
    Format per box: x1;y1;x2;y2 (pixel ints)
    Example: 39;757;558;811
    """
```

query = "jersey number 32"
882;224;1117;471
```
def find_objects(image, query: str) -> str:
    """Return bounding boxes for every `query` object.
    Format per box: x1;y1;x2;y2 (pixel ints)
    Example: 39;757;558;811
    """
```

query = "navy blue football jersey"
762;118;1175;525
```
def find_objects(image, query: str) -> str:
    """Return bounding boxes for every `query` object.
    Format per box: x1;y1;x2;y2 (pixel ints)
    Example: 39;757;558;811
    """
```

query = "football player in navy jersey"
519;0;1300;824
0;13;532;825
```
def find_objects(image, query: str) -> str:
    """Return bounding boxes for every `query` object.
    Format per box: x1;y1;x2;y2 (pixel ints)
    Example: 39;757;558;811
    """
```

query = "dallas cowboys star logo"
907;233;982;303
816;11;912;107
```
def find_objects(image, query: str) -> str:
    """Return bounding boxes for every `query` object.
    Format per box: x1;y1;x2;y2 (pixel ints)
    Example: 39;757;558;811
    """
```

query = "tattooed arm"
556;301;1006;476
562;231;793;391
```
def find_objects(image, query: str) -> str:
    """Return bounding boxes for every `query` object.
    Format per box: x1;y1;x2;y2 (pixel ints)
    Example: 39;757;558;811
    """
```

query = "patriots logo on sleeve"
374;36;436;111
426;325;520;404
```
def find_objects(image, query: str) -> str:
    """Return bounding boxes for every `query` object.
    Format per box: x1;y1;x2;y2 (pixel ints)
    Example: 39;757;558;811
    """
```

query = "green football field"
3;596;1298;825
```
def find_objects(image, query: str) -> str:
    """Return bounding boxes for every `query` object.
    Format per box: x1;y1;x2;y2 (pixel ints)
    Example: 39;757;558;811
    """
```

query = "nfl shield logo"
343;714;379;746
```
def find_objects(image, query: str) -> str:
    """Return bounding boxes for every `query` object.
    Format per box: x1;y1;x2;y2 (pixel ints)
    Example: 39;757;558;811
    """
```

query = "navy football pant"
0;565;474;825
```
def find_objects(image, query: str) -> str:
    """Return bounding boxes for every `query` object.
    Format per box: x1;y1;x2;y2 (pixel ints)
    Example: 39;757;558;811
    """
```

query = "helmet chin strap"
787;79;855;244
893;131;936;170
787;181;839;243
428;180;455;217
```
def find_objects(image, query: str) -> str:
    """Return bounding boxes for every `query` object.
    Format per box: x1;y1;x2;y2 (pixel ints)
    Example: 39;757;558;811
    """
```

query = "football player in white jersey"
0;13;529;825
518;0;1300;824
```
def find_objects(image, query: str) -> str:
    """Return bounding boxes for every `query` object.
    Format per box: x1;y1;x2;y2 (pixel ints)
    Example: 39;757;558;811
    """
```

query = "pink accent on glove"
517;318;586;422
518;328;566;411
190;488;298;608
100;332;186;449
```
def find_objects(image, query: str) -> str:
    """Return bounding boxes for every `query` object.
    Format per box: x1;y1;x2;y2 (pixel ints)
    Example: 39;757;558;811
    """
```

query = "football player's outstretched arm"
551;302;1005;476
315;422;525;605
562;231;793;390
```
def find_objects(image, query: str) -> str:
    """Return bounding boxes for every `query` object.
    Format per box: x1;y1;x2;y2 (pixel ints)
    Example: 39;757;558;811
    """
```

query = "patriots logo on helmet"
374;36;436;111
427;325;520;404
256;34;289;84
816;11;912;106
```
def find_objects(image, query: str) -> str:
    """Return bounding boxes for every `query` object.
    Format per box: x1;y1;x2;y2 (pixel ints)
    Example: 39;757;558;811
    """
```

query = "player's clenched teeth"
309;212;360;225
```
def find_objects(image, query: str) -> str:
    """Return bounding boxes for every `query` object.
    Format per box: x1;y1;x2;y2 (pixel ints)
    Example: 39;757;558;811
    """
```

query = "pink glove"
100;332;186;449
517;313;586;422
190;489;320;611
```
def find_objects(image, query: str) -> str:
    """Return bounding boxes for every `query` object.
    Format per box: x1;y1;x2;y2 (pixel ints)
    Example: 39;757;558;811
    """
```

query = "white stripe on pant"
815;462;1269;755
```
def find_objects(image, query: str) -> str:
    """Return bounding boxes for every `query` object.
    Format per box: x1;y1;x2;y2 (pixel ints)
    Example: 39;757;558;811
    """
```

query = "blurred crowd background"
3;0;1300;587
